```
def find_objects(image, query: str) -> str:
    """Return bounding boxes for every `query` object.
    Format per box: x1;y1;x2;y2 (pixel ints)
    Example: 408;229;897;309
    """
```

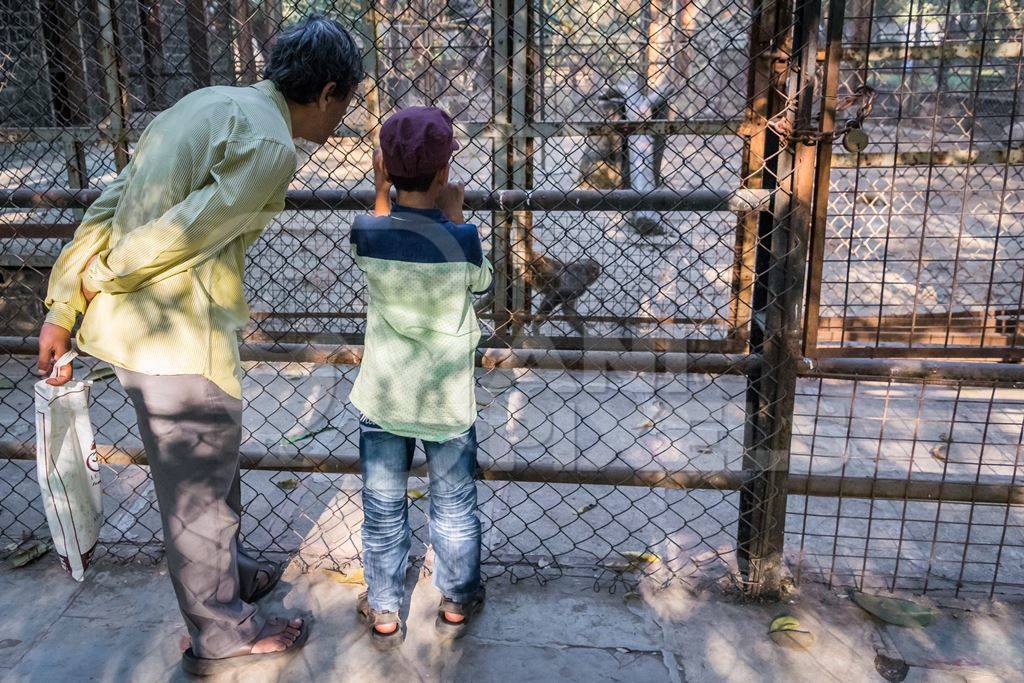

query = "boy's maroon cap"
380;106;459;178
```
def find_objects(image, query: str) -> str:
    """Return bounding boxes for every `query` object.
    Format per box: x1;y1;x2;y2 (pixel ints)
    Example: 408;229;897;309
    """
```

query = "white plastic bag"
34;350;102;581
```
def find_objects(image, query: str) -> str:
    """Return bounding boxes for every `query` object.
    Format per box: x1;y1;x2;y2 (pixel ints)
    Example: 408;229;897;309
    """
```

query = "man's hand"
81;255;99;304
38;323;73;386
437;182;465;224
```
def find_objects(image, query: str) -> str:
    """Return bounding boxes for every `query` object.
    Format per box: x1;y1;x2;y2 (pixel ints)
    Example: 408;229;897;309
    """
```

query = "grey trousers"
114;367;268;658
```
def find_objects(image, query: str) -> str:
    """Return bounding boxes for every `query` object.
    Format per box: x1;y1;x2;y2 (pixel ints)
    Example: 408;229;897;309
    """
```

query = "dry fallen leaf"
768;614;815;650
280;426;337;446
620;550;660;571
324;567;364;585
634;419;655;432
84;365;116;382
4;538;51;570
274;478;299;491
408;488;427;500
929;445;947;463
850;590;935;628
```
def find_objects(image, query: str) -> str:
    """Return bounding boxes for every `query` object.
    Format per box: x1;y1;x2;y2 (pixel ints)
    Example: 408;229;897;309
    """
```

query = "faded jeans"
359;417;482;613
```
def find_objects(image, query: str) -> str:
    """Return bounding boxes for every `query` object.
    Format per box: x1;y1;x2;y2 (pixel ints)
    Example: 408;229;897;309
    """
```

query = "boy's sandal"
244;561;286;603
180;616;310;677
435;590;485;640
356;591;404;651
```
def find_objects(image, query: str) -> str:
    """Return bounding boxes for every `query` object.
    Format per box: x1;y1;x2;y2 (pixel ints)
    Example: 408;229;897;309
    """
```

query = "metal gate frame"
3;0;1023;598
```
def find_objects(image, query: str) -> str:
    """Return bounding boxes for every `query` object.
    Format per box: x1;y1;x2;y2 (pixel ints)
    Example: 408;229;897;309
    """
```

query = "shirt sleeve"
471;257;494;294
43;164;133;330
82;136;295;295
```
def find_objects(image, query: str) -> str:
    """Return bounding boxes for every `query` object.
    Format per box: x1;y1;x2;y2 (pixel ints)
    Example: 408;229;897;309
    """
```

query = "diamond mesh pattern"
1;0;1022;598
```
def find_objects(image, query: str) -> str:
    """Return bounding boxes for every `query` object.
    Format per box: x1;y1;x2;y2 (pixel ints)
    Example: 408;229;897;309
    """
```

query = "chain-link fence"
1;0;1022;599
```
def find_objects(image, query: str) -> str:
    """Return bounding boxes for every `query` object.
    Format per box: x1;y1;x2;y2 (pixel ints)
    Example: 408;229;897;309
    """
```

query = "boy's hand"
437;182;465;224
372;148;392;216
372;148;390;189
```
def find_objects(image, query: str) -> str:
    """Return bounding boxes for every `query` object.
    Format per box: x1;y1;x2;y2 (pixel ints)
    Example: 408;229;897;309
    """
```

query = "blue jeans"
359;418;482;613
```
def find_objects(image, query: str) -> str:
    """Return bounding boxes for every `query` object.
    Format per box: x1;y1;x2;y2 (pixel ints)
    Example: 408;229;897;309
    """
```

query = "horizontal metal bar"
0;223;77;238
832;147;1024;169
0;336;759;375
809;346;1024;361
0;187;770;213
788;473;1024;505
0;119;744;144
804;357;1024;385
0;440;1019;504
834;40;1022;63
0;440;750;487
8;334;1024;382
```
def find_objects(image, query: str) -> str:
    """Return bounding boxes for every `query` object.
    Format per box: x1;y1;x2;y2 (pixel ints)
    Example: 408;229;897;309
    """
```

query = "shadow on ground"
1;557;1022;682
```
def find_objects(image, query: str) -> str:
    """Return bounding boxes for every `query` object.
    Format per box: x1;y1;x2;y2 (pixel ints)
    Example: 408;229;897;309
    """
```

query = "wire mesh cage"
1;0;1022;598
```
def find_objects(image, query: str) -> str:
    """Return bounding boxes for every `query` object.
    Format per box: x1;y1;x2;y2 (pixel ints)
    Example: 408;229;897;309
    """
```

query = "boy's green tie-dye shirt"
349;205;493;442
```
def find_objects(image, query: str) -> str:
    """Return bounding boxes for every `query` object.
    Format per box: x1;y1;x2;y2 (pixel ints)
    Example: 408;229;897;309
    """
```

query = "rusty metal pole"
509;0;535;340
230;0;258;83
360;1;384;144
728;0;777;351
802;0;847;355
185;0;213;88
137;0;166;109
491;0;519;342
95;0;131;170
737;0;823;597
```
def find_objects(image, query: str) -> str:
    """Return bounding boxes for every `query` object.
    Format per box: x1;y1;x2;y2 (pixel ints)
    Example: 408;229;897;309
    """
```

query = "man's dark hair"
390;173;437;193
264;14;365;104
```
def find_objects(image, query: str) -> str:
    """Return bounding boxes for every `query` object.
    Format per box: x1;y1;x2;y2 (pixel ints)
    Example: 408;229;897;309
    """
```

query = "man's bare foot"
442;611;464;624
250;618;304;654
177;618;304;655
178;618;303;655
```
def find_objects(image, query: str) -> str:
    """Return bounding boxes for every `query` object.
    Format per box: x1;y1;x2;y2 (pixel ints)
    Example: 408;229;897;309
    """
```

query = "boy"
349;107;492;649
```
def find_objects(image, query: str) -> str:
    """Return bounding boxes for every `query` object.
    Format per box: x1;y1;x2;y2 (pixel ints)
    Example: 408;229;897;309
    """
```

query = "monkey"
579;88;628;190
475;250;602;337
578;86;672;236
526;254;602;336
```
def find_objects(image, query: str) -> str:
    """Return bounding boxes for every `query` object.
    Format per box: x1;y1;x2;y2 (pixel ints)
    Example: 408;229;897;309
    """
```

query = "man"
36;15;363;676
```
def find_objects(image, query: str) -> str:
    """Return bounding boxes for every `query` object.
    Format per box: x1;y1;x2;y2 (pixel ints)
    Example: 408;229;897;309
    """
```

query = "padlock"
842;127;869;153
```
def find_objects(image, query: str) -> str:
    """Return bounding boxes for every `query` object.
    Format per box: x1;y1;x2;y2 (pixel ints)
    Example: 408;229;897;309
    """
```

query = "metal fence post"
737;0;823;597
96;0;131;171
137;0;166;109
186;0;213;88
38;0;91;215
490;0;510;337
802;0;848;355
508;0;535;340
490;0;532;341
230;0;258;83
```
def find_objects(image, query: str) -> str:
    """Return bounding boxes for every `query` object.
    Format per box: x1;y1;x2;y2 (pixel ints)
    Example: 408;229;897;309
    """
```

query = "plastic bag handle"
50;350;78;380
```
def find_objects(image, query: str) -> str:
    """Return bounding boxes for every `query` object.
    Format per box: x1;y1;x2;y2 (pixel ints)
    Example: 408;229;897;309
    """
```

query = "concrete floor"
1;557;1022;683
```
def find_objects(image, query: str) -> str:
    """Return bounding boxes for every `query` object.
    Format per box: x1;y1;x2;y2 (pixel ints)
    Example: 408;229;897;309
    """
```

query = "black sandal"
435;589;485;640
244;561;285;603
180;616;310;677
356;591;404;651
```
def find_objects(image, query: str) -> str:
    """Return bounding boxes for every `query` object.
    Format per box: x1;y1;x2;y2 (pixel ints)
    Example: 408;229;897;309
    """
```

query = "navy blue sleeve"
453;223;484;268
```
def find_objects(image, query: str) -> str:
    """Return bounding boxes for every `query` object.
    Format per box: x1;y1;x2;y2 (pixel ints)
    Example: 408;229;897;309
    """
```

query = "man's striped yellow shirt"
44;80;297;398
